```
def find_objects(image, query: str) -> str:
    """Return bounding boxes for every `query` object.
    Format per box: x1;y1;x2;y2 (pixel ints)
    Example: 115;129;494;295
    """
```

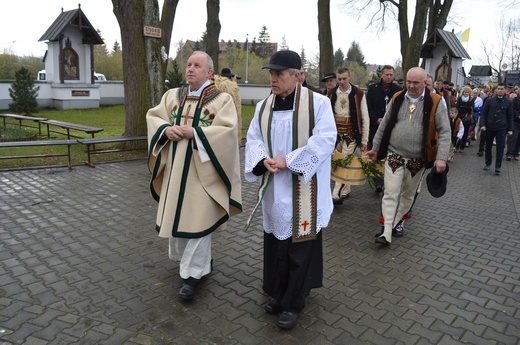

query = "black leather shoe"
178;283;196;301
263;299;282;314
392;222;404;237
277;311;300;329
375;235;389;245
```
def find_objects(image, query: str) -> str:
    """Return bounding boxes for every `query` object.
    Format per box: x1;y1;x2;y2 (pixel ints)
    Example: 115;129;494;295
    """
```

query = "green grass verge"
0;104;256;170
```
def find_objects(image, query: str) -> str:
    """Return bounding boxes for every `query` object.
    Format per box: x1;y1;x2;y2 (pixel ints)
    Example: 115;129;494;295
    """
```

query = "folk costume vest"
329;84;365;145
377;89;442;169
451;118;462;138
245;84;318;243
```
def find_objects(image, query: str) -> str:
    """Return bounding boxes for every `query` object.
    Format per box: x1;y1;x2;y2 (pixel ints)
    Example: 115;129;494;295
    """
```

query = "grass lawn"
0;104;256;170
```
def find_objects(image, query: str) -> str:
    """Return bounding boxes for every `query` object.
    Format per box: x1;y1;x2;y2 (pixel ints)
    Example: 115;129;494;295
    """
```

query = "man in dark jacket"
480;83;514;174
506;93;520;160
366;65;402;192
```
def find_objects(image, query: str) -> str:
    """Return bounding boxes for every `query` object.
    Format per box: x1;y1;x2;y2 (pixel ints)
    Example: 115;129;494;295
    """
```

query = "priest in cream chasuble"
148;84;242;238
146;51;241;301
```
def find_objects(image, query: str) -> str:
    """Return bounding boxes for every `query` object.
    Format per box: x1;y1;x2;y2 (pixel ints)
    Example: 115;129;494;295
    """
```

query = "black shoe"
477;151;483;156
375;235;389;245
264;299;282;314
495;169;501;175
392;222;404;237
506;156;512;161
178;283;196;301
277;311;300;329
332;198;343;206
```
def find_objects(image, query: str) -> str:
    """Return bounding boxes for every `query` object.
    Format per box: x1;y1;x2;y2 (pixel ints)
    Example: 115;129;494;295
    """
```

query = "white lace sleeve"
286;95;337;184
244;141;269;182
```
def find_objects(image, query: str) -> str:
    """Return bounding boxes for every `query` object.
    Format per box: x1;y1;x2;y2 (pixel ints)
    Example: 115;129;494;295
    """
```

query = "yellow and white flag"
461;28;470;43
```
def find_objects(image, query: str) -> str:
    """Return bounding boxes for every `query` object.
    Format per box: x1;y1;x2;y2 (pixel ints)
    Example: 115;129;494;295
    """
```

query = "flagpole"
245;34;249;84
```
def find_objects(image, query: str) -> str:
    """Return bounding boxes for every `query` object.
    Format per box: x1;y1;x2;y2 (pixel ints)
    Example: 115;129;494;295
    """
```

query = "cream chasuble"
147;84;242;238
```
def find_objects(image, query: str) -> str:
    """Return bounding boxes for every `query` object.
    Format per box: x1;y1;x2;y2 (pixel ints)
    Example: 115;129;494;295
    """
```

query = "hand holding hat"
426;164;449;198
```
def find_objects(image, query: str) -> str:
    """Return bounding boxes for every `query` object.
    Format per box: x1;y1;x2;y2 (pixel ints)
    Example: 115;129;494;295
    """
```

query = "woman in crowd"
455;86;475;152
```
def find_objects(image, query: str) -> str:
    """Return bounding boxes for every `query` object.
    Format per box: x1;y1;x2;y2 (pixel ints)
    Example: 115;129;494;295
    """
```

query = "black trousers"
263;231;323;313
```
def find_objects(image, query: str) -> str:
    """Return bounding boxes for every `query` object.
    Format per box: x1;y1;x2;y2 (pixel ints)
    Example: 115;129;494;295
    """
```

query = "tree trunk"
380;0;453;76
318;0;334;83
206;0;221;73
160;0;181;78
402;0;429;75
427;0;453;37
112;0;178;137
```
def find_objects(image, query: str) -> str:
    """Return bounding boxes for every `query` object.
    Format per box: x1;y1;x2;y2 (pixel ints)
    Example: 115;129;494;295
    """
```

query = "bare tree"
340;0;453;75
112;0;179;137
206;0;221;73
482;17;519;82
318;0;334;83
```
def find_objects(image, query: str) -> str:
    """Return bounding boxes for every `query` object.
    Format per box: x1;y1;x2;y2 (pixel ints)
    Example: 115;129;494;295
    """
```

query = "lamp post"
245;34;249;84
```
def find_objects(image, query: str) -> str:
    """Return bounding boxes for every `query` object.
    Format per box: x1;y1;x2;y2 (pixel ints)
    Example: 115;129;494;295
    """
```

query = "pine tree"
257;25;271;59
8;67;40;115
300;47;307;69
112;41;121;53
346;41;367;70
165;60;184;91
334;48;345;70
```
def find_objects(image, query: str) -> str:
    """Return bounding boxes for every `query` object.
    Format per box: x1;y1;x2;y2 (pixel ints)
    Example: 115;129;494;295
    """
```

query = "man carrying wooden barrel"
325;67;370;205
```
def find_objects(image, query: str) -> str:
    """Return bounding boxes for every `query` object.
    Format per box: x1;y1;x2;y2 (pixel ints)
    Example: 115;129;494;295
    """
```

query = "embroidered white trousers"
169;234;212;280
381;159;425;242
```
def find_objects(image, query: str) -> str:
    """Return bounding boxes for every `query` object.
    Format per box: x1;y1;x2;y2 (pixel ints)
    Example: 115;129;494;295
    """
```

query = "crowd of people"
145;49;520;330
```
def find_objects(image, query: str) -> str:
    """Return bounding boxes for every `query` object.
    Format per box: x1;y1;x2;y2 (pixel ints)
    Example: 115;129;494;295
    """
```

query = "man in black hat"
321;72;337;97
220;67;241;82
216;68;242;144
244;50;336;329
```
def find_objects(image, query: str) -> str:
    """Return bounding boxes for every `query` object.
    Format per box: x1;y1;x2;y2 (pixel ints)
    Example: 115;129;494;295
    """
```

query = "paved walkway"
1;144;519;345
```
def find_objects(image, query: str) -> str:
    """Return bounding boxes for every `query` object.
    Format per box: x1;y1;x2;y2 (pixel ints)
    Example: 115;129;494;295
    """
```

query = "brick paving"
0;144;519;345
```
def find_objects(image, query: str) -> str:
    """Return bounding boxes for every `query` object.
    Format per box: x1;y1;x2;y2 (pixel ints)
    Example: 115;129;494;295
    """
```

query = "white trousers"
381;159;425;242
169;234;212;280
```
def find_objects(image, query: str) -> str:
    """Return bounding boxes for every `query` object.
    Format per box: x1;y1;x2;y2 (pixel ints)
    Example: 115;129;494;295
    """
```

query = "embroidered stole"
245;85;318;243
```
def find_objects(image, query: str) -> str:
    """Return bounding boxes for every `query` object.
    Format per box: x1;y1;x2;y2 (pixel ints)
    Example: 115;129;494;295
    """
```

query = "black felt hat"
426;164;449;198
321;72;336;82
262;50;301;71
221;68;232;77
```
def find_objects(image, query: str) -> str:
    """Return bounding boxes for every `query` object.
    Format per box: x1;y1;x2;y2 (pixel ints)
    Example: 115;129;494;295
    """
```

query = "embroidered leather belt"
335;117;353;136
387;151;424;177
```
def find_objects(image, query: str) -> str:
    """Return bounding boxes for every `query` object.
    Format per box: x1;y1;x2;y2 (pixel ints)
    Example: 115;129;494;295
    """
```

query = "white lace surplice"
244;93;337;240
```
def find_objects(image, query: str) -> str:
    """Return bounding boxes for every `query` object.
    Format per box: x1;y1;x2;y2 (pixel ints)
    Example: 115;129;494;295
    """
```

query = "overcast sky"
0;0;516;71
